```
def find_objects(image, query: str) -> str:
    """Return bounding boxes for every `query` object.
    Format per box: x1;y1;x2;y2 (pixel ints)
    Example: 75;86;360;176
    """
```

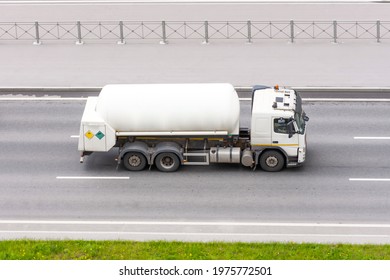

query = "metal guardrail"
0;20;389;44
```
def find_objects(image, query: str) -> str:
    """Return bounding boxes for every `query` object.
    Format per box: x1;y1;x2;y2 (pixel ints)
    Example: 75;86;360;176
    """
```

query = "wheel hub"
265;156;278;167
129;155;141;167
161;156;174;167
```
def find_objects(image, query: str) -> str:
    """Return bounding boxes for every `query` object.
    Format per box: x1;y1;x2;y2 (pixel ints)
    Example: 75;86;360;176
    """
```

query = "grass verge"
1;241;390;260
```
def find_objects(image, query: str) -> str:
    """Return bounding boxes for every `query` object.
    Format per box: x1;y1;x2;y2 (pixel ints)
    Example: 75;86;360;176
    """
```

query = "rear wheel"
155;153;180;172
123;152;147;171
259;150;285;172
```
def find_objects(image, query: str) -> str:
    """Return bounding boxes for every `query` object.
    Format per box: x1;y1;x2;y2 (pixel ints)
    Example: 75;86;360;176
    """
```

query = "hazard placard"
85;130;94;139
95;131;105;140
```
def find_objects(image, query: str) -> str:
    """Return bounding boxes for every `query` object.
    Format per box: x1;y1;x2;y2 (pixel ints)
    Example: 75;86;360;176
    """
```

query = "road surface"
0;93;389;243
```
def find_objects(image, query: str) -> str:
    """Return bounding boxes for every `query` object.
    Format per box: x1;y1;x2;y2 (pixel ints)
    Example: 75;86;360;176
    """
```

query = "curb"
0;87;101;93
234;86;390;92
292;87;390;93
1;86;390;93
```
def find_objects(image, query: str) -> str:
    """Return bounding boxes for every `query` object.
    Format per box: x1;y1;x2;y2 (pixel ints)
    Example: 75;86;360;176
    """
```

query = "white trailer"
78;83;308;172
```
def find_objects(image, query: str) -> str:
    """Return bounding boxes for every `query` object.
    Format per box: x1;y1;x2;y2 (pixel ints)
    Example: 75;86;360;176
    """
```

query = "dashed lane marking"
350;178;390;182
56;176;130;180
354;137;390;140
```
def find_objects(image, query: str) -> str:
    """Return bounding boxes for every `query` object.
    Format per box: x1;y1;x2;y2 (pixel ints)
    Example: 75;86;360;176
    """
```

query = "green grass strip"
1;241;390;260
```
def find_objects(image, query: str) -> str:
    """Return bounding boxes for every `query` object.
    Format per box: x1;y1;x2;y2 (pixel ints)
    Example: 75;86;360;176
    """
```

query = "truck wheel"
123;152;147;171
155;153;180;172
259;150;285;172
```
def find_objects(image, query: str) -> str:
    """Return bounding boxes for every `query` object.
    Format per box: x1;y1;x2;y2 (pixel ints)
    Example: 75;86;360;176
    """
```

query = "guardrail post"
203;21;209;44
376;20;381;43
333;20;337;44
290;20;294;43
247;20;252;43
160;21;167;44
117;21;126;45
76;21;84;45
33;21;41;45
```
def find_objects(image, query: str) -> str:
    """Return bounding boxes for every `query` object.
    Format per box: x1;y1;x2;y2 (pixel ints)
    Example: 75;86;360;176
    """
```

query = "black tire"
259;150;285;172
123;152;147;171
155;153;180;172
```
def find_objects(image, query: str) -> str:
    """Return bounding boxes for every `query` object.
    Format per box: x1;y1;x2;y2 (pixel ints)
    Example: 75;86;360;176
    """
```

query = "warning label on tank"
95;131;105;140
85;130;94;139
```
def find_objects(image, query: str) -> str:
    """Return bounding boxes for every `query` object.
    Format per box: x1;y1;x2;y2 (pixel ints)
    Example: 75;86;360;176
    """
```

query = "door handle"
273;141;279;144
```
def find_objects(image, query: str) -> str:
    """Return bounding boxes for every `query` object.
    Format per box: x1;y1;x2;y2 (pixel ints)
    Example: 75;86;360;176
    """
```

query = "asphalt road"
1;95;390;243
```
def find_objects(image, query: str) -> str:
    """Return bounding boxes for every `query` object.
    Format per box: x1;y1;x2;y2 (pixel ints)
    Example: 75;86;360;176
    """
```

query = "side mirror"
287;120;295;138
303;112;309;122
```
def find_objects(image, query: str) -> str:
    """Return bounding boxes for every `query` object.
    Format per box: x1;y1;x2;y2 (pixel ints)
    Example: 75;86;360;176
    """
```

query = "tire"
259;150;285;172
155;152;180;172
123;152;147;171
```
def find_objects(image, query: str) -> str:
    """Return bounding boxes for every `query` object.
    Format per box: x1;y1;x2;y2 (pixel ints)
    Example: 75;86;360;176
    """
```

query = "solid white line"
1;220;390;228
0;97;251;101
240;98;390;102
2;86;390;91
0;230;388;239
354;137;390;140
350;178;390;182
0;97;88;101
303;98;390;102
70;135;80;138
56;176;130;180
293;86;390;91
0;0;379;4
1;97;389;102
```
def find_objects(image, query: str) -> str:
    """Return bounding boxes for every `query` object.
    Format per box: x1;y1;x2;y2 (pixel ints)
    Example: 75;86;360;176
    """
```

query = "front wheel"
259;150;285;172
155;153;180;172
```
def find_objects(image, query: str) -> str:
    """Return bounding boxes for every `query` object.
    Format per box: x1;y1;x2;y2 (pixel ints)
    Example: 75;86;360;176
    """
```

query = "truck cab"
250;85;309;171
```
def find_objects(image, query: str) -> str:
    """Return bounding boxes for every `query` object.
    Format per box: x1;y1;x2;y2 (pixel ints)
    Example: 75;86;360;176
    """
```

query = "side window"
274;118;290;134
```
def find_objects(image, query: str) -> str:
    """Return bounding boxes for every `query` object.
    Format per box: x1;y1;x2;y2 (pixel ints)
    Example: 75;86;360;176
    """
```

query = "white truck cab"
250;85;308;171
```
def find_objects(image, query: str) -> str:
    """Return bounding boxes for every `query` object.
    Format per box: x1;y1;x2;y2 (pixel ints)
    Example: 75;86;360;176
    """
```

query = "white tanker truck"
78;83;308;172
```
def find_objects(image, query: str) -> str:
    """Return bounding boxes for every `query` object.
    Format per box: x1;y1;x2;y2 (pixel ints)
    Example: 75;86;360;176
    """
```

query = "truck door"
271;117;299;157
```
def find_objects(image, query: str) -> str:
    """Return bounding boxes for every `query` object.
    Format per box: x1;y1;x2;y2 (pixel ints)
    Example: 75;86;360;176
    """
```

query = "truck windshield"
294;93;307;134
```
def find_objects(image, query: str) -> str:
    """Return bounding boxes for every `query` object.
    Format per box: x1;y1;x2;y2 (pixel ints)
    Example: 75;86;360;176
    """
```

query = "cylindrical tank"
241;149;254;167
95;84;240;135
209;147;241;163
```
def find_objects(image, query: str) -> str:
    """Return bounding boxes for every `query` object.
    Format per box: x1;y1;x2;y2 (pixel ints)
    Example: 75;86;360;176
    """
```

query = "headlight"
298;147;306;163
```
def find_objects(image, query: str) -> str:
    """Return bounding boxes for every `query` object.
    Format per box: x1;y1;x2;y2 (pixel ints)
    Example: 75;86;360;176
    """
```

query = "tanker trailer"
78;83;308;172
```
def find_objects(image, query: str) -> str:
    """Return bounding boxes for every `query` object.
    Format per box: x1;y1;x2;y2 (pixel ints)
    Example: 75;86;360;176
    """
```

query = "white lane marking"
1;96;390;102
354;137;390;140
0;0;378;4
56;176;129;180
240;98;390;102
0;230;388;239
0;97;88;101
1;220;390;228
303;98;390;102
70;135;80;138
350;178;390;182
